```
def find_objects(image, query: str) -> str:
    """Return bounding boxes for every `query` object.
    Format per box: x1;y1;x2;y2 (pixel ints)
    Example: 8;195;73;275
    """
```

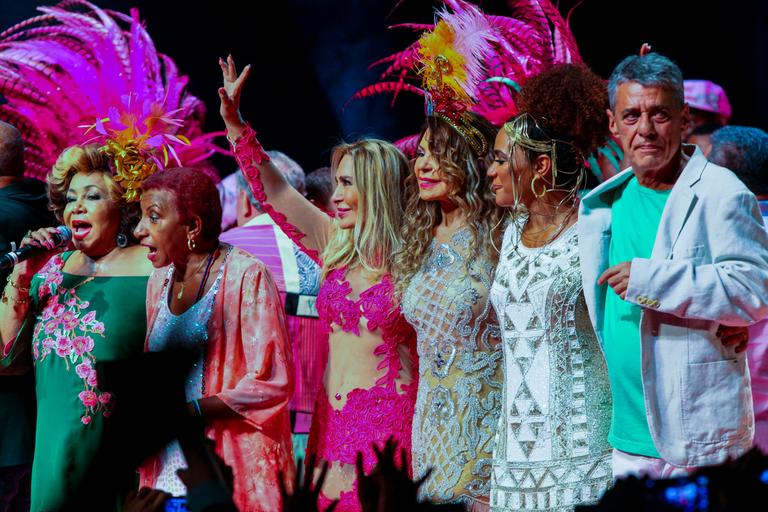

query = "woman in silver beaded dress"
397;111;505;511
486;65;613;511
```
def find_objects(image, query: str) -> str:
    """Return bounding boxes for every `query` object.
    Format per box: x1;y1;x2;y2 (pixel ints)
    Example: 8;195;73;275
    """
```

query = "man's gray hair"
709;126;768;196
235;150;305;211
608;53;684;110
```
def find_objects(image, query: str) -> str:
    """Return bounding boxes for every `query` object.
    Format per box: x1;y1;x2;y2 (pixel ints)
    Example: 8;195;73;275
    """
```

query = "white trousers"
611;449;695;480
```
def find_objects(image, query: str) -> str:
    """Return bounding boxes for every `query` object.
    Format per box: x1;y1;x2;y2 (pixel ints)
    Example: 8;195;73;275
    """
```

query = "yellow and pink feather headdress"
0;1;223;200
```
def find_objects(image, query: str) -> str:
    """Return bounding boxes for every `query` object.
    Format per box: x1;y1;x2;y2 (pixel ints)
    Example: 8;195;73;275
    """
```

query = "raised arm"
218;55;331;265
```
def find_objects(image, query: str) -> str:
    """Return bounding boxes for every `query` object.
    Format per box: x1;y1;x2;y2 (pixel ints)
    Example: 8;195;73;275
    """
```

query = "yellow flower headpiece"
415;7;495;155
83;94;192;202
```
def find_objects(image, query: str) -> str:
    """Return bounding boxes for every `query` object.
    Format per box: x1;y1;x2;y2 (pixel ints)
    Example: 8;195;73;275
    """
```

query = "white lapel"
651;145;707;258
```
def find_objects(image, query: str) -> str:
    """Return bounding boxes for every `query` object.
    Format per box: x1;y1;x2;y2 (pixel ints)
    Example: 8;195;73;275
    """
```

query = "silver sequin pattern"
146;249;228;496
489;222;612;511
402;227;504;506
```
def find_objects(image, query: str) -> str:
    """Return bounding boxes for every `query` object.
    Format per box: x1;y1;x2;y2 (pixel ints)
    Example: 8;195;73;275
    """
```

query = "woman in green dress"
0;144;153;511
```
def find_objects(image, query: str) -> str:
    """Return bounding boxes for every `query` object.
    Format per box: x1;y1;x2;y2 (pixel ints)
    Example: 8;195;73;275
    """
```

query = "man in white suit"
578;52;768;479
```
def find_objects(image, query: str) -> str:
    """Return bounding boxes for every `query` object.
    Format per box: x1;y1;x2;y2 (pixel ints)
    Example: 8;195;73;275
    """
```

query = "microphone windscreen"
56;226;73;244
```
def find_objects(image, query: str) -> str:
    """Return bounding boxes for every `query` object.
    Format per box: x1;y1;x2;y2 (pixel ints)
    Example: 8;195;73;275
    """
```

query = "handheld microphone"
0;226;73;270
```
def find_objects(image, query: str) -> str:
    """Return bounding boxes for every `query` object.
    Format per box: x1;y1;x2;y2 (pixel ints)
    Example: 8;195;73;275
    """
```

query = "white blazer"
578;145;768;467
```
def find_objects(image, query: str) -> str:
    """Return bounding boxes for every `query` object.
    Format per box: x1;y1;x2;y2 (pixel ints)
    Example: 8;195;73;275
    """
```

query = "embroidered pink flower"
42;337;55;350
75;360;93;379
91;322;105;335
81;310;96;325
81;415;92;425
98;392;112;404
61;310;79;330
79;390;98;408
86;372;98;387
65;296;77;307
39;284;51;298
72;335;94;356
42;270;63;289
55;334;72;357
44;319;58;335
33;343;39;360
42;301;57;320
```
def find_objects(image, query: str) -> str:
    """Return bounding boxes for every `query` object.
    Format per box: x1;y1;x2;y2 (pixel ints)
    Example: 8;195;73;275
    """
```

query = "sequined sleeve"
230;125;323;266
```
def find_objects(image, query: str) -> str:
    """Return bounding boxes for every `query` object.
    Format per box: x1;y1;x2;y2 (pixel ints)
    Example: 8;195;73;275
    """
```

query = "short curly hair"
141;167;222;245
47;144;139;243
518;63;610;157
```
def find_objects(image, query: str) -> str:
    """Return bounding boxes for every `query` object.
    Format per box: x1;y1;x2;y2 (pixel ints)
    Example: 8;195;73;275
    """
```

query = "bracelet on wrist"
1;289;29;305
6;273;31;292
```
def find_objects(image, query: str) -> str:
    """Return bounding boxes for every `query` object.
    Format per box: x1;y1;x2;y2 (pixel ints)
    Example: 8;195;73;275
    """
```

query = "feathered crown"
351;0;583;157
0;1;222;200
416;5;495;155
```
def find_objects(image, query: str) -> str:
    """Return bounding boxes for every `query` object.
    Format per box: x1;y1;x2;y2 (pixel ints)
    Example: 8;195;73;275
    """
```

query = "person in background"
709;125;768;454
0;121;55;512
220;153;327;464
306;167;336;215
579;52;768;480
217;173;240;233
682;79;731;142
687;123;722;157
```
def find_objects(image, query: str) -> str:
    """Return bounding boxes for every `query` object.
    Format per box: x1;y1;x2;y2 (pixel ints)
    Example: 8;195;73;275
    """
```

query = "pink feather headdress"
0;0;222;198
351;0;583;156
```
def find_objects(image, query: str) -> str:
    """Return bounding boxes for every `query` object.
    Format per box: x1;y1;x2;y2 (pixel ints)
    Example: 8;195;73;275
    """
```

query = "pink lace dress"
232;127;418;512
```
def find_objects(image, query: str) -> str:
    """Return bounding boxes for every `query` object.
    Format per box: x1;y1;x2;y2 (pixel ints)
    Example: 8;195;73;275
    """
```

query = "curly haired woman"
0;145;153;511
486;64;613;511
397;111;505;511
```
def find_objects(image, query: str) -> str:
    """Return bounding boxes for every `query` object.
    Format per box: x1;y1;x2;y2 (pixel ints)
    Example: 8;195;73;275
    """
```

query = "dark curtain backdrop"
1;0;766;174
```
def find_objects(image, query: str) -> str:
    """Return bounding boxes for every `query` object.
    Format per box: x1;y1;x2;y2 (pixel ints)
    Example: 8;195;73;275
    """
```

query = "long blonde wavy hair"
393;115;503;294
321;139;410;280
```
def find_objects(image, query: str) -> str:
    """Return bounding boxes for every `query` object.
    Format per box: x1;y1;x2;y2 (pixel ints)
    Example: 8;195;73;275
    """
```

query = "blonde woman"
218;55;417;512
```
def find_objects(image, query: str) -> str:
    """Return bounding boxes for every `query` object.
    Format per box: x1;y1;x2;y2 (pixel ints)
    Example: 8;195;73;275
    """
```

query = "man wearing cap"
579;53;768;479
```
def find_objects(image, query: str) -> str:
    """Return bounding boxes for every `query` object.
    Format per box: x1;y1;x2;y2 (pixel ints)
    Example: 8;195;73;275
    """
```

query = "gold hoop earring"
187;237;196;251
531;175;547;198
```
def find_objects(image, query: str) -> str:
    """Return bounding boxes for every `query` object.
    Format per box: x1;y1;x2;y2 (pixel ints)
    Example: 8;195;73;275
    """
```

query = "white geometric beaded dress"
489;221;612;511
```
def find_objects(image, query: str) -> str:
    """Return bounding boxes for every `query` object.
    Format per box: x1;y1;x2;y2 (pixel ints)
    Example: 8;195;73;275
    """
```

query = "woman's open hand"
218;54;250;134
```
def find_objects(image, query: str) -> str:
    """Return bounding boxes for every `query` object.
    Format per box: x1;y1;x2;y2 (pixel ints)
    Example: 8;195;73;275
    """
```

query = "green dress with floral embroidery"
1;252;147;511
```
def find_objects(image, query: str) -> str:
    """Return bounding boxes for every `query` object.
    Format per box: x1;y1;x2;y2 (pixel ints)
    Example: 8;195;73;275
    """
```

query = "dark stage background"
1;0;766;174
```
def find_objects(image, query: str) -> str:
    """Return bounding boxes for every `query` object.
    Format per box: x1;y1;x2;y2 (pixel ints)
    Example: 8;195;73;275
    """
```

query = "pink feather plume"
0;0;222;180
350;0;584;156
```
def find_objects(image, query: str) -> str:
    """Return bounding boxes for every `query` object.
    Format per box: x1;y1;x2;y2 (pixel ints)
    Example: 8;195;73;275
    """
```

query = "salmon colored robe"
139;247;295;511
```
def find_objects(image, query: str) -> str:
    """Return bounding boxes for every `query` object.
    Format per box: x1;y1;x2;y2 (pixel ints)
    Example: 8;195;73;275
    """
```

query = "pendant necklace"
176;250;215;300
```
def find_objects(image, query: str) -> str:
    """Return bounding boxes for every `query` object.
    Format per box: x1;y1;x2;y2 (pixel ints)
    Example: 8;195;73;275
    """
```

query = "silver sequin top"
489;221;612;512
146;249;227;496
402;226;504;506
